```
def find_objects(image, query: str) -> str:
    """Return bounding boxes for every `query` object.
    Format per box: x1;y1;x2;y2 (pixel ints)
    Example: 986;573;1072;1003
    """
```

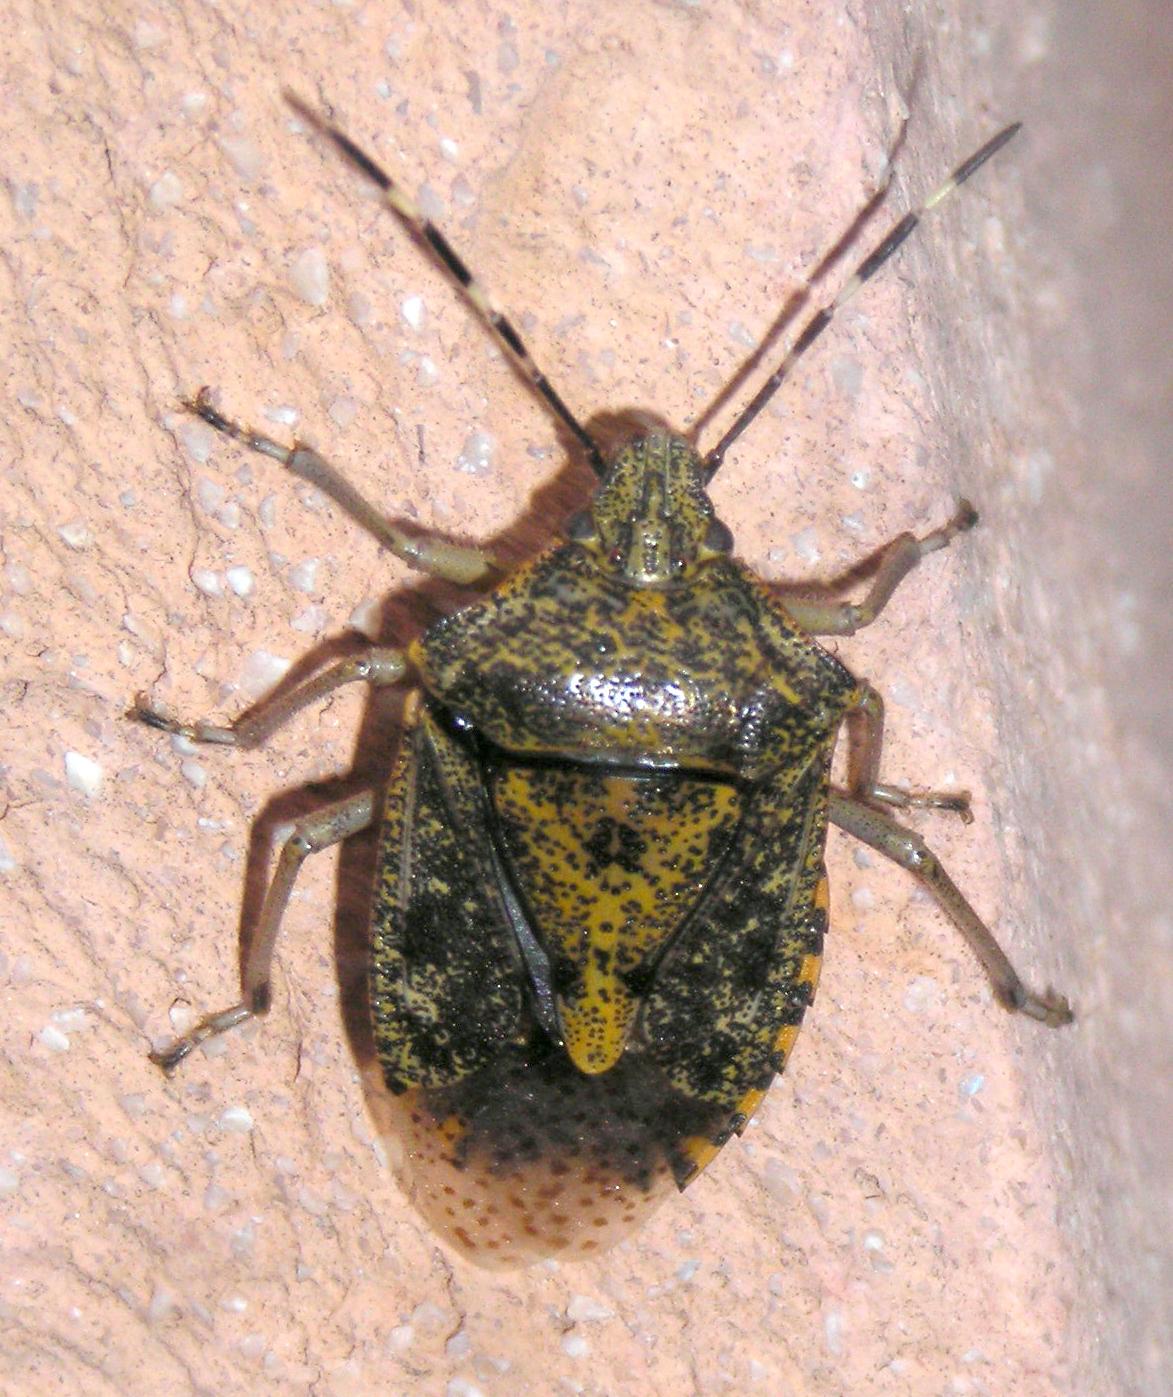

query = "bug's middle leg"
132;646;409;749
150;789;376;1072
783;500;978;636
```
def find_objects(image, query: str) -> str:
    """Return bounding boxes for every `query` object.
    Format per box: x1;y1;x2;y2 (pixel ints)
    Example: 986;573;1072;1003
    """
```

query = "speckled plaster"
1;2;1168;1395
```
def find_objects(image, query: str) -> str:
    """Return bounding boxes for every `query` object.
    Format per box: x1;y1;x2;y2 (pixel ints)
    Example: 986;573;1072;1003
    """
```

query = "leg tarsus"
867;780;974;825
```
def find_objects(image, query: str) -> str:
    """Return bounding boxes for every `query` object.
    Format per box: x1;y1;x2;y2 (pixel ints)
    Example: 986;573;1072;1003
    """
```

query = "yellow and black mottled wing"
369;702;529;1092
644;749;832;1182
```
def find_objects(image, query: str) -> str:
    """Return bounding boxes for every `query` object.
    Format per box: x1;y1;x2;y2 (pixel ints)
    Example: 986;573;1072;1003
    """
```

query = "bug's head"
567;430;733;587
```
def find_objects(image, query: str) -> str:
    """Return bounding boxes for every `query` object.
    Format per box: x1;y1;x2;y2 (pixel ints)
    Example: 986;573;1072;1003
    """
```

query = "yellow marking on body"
732;1086;769;1126
773;1024;801;1061
493;766;741;1075
679;1134;722;1177
798;952;822;996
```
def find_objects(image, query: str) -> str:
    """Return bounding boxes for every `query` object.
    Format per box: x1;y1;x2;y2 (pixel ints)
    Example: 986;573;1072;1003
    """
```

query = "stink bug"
138;92;1073;1265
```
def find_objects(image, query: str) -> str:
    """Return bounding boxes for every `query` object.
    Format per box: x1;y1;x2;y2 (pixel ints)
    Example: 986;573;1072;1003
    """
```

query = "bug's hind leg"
782;500;978;637
185;387;498;585
829;792;1073;1027
149;790;376;1072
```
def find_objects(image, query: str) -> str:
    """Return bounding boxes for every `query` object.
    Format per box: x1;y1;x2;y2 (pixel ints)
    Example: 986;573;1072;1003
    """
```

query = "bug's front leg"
149;791;377;1072
829;792;1073;1027
783;500;978;637
186;387;499;585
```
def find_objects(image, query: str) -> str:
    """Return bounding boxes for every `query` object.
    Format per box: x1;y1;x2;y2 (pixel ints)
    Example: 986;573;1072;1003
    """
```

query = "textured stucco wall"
2;2;1167;1394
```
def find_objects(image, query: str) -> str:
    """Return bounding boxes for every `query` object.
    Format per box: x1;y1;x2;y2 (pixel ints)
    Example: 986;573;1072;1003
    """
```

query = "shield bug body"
139;93;1072;1265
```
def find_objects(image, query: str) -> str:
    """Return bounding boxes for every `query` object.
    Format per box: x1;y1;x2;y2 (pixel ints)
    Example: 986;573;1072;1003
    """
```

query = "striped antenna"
284;90;606;476
702;123;1022;480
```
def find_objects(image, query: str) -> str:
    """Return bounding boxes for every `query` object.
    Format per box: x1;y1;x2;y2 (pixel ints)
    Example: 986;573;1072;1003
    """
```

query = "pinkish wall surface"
2;2;1168;1395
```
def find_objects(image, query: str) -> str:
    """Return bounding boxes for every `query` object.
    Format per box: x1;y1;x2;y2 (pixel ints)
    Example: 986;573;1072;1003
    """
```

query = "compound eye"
566;510;596;542
703;517;734;554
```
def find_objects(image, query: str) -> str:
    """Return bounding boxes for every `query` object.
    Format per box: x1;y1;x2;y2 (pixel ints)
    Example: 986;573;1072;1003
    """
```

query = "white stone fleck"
348;597;382;638
12;182;37;219
831;355;863;396
147;1285;178;1323
138;1162;166;1189
290;246;330;306
219;1105;254;1133
178;416;215;463
39;1023;71;1052
562;1333;590;1358
456;430;495;476
0;832;16;876
388;1324;413;1352
264;404;300;428
287;559;319;594
401;293;426;330
291;605;327;634
958;1072;985;1099
134;20;164;49
180;760;207;790
445;1328;472;1359
792;527;820;564
148;171;183;210
240;649;291;698
225;566;255;598
195;477;225;514
348;291;373;326
903;976;942;1014
566;1294;614;1322
0;1167;19;1196
298;1186;328;1217
58;522;92;549
219;135;264;181
823;1305;845;1356
6;562;32;594
65;750;102;797
328;396;358;429
417;356;439;386
446;1381;485;1397
439;137;459;161
191;568;222;597
204;1182;230;1212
